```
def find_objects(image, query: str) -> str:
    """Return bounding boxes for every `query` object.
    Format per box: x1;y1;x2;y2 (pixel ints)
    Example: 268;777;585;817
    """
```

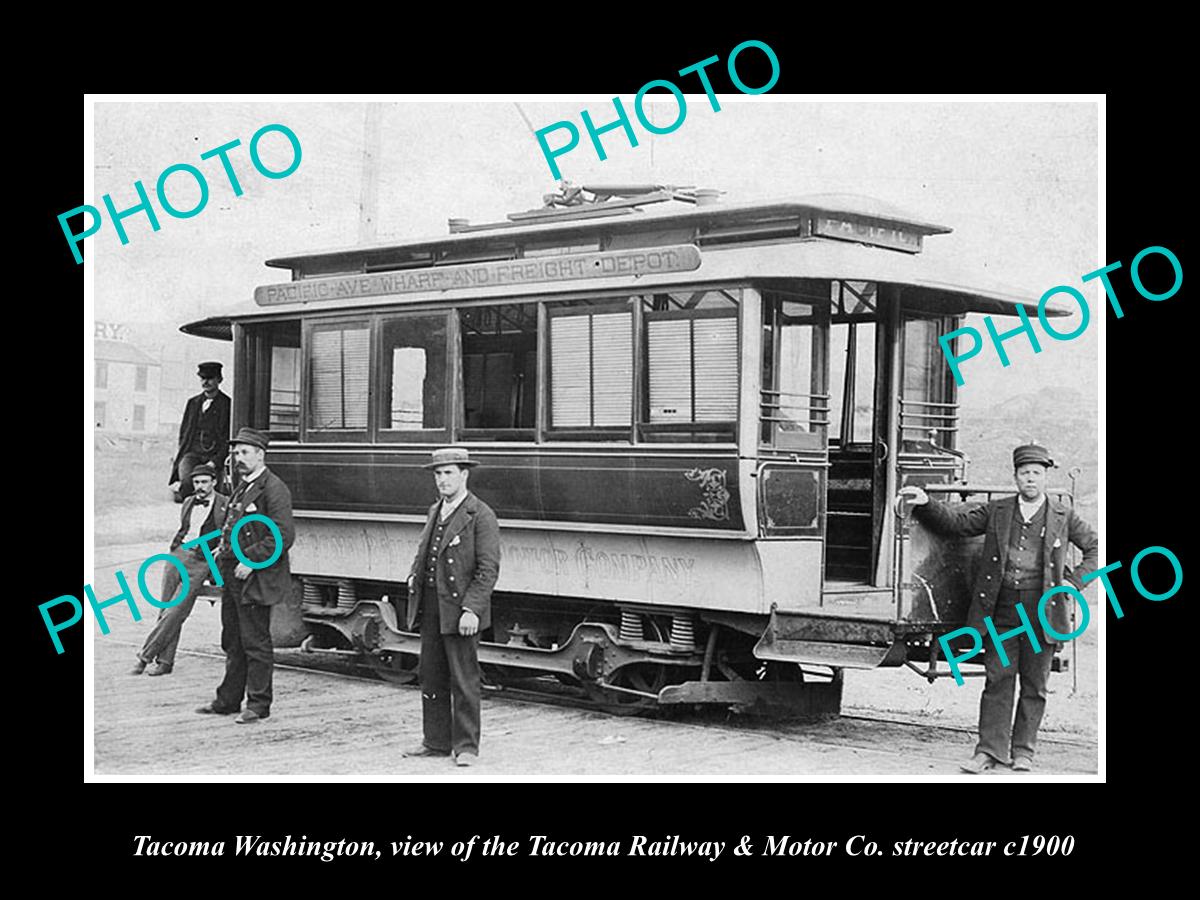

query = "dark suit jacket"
170;390;231;483
407;492;501;635
170;492;229;551
224;467;295;606
914;494;1099;643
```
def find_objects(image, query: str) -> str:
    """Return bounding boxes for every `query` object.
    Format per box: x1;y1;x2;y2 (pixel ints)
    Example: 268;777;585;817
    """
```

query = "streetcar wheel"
365;650;419;685
585;663;669;715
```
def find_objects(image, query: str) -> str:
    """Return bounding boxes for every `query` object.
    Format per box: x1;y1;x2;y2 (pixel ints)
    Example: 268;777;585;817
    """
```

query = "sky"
91;98;1099;409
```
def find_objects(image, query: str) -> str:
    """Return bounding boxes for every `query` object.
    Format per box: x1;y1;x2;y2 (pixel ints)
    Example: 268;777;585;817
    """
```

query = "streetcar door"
825;281;894;586
894;309;966;619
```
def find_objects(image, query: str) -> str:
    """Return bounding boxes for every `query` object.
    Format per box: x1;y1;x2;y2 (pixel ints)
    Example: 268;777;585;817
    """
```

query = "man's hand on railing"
898;486;929;506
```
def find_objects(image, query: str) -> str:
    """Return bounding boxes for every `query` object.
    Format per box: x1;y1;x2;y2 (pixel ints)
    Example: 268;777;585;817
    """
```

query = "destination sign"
255;245;703;306
814;216;923;253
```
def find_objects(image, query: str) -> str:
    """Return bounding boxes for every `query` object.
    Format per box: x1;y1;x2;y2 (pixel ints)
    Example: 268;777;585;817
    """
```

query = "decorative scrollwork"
684;467;731;521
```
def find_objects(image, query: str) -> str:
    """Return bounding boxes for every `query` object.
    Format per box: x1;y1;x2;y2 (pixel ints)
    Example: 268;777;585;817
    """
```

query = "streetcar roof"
263;194;952;273
182;193;1075;340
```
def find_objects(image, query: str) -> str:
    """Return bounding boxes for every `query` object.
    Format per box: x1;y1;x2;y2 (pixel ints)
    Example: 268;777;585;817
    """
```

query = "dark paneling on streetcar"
182;185;1075;714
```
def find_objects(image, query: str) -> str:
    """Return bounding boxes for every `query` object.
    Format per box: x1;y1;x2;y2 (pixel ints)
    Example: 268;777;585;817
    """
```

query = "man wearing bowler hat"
196;427;295;725
131;462;229;676
901;442;1097;773
402;447;500;766
171;361;231;501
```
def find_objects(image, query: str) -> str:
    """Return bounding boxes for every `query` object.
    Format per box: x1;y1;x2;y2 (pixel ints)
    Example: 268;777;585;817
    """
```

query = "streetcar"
181;184;1075;714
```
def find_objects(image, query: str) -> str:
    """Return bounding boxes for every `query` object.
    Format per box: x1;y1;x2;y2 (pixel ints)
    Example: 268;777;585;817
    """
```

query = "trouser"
214;563;274;715
977;587;1056;764
138;547;210;667
418;597;481;755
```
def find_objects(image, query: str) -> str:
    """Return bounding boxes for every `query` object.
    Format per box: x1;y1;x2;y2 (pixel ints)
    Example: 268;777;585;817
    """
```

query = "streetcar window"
308;321;371;434
761;295;827;449
458;303;537;438
900;315;957;451
380;313;448;437
242;320;301;440
640;290;738;441
547;300;633;436
828;321;877;446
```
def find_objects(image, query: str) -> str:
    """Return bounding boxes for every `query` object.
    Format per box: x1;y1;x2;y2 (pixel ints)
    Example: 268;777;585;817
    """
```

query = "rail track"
104;635;1096;753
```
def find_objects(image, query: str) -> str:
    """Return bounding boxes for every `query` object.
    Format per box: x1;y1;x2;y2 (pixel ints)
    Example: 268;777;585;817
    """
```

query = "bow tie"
193;498;211;507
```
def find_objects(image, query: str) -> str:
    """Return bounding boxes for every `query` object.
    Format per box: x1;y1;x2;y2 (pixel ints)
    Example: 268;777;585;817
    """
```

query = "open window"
828;281;879;449
379;312;449;441
899;314;958;453
307;319;371;441
458;303;537;439
242;319;301;441
639;289;739;442
546;299;634;439
761;290;829;449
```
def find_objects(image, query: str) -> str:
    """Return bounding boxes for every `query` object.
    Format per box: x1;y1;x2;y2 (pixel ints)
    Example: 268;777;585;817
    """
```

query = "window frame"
639;303;740;442
544;297;636;441
237;318;303;443
374;309;453;444
302;315;376;444
827;318;881;449
898;311;959;452
760;291;830;451
455;300;540;442
134;365;148;393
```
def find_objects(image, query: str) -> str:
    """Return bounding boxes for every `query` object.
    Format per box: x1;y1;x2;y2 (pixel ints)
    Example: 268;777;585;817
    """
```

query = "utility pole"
358;103;383;244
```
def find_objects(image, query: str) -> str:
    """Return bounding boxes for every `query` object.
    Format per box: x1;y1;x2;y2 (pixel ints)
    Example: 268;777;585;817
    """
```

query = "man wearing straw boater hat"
402;447;500;767
901;442;1097;774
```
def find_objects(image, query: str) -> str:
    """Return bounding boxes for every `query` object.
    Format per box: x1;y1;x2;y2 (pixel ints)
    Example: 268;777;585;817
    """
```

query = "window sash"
308;324;371;433
549;309;633;430
644;309;738;426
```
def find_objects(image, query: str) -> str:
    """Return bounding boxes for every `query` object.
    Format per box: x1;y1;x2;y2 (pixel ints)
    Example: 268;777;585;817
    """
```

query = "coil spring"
670;613;696;651
337;579;357;609
301;581;323;608
619;609;643;643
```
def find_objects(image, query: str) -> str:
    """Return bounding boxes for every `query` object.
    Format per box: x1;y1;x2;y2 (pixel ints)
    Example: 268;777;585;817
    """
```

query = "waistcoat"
1002;500;1047;590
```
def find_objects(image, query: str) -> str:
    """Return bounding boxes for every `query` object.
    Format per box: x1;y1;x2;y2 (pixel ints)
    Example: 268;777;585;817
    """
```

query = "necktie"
193;498;211;507
218;480;252;557
202;397;213;413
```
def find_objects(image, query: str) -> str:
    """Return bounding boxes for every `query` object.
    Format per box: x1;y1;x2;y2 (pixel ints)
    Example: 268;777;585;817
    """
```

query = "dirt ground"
91;536;1098;780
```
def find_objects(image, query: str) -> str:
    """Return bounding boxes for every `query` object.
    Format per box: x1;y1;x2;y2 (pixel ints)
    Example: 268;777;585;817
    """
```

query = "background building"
94;336;162;435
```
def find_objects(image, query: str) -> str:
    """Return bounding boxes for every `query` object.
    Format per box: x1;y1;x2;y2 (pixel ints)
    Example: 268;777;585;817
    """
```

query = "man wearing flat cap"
132;462;229;676
196;427;295;725
170;361;231;501
402;447;501;766
901;443;1098;774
